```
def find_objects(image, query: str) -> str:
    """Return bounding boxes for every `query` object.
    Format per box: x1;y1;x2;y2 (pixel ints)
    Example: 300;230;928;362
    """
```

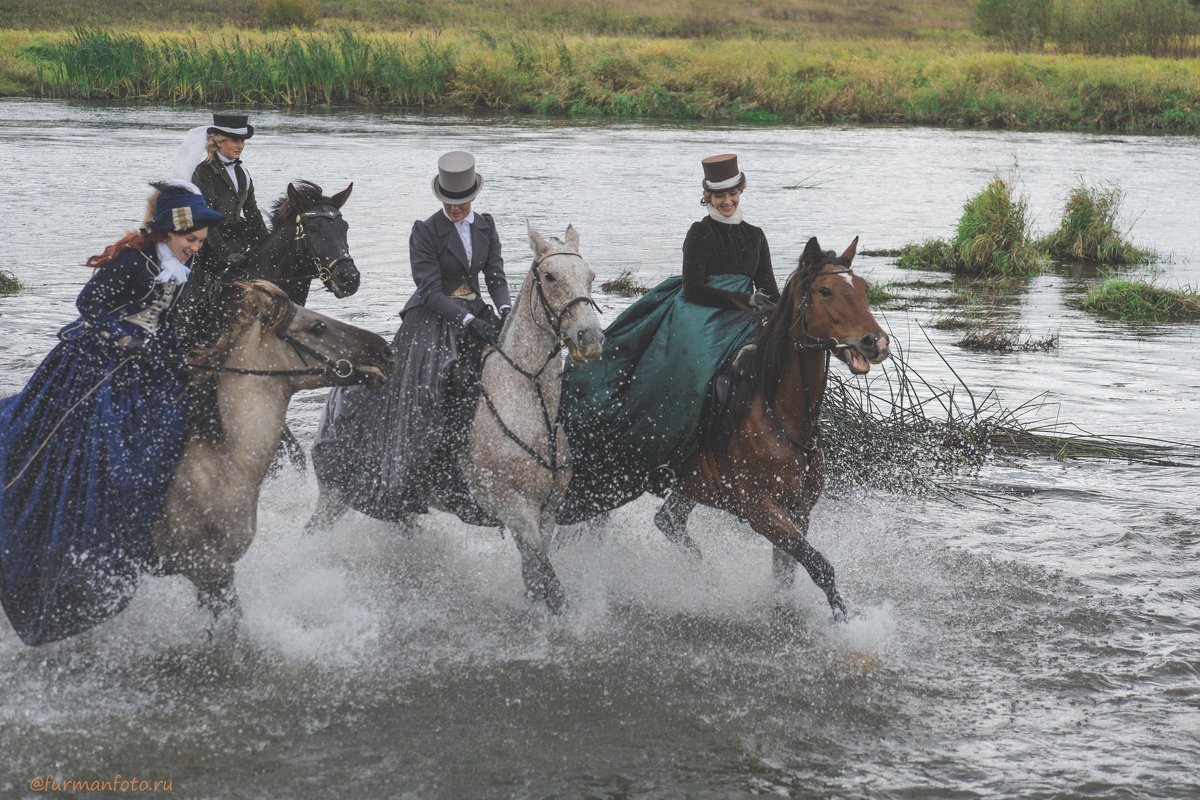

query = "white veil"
174;125;211;181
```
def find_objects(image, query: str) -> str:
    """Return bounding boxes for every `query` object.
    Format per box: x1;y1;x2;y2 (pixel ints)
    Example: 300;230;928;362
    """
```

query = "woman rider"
0;181;223;645
559;153;779;524
311;150;511;528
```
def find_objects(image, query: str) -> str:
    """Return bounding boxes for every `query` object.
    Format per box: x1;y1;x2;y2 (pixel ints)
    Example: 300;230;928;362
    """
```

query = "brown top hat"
432;150;484;204
701;153;744;191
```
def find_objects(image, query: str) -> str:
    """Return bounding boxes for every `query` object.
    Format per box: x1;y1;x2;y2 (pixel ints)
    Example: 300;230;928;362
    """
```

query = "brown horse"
654;237;889;620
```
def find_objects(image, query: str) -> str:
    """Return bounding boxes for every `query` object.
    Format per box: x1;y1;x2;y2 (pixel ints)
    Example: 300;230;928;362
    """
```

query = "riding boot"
654;492;702;558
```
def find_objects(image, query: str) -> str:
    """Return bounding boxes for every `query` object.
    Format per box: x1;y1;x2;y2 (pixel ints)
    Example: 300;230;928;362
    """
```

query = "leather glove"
750;289;777;312
467;315;500;345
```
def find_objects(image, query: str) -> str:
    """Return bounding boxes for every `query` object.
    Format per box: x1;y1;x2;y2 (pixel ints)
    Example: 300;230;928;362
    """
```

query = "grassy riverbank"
2;0;1199;132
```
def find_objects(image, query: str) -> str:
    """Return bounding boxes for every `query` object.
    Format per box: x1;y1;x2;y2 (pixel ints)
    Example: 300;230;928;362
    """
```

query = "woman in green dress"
560;153;778;523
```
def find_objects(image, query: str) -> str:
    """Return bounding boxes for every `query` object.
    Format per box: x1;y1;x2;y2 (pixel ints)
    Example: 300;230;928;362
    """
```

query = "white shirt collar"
442;209;476;226
155;242;192;284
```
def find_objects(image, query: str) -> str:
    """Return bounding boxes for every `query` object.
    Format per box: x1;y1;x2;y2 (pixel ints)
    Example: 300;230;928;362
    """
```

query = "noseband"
292;208;354;292
529;251;600;338
190;301;359;379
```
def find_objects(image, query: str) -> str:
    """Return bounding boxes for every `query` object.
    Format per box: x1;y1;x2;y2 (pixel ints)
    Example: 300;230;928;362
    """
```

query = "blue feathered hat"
144;179;225;234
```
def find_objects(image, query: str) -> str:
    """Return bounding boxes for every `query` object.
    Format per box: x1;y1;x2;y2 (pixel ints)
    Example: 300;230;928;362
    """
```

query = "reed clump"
0;270;21;295
599;269;650;297
1080;277;1200;322
955;326;1058;352
974;0;1200;56
898;176;1044;277
1039;181;1155;264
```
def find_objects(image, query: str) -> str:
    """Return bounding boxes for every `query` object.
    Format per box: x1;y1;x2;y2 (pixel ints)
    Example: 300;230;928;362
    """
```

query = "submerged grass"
8;28;1200;131
1040;181;1156;264
821;333;1193;498
955;326;1059;352
1080;277;1200;322
599;269;650;298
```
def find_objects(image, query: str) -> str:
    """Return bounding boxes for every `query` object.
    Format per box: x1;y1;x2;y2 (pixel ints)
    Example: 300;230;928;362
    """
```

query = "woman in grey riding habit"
311;151;512;526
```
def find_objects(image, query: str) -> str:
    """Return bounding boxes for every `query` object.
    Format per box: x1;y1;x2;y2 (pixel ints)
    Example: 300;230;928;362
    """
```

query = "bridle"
290;208;354;292
189;301;359;380
477;250;599;480
788;262;856;353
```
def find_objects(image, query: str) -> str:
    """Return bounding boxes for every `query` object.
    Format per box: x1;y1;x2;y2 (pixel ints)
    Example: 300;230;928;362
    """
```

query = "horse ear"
800;237;823;272
564;224;579;252
840;236;859;263
528;222;550;256
331;183;353;209
287;182;302;207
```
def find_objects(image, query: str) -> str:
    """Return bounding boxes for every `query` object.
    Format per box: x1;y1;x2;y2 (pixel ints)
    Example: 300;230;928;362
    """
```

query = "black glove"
498;305;511;324
467;315;500;344
750;289;777;312
220;252;249;280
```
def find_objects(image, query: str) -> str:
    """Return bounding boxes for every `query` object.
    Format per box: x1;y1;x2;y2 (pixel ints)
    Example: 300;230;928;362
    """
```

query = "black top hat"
701;153;743;191
207;113;254;139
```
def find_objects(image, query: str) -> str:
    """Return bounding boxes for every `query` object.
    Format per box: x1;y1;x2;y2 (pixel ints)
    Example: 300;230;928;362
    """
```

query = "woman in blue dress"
0;181;224;646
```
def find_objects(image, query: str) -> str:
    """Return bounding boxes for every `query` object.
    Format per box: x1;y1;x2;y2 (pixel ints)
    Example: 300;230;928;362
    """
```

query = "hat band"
704;172;744;192
212;126;250;136
171;206;195;231
438;179;478;201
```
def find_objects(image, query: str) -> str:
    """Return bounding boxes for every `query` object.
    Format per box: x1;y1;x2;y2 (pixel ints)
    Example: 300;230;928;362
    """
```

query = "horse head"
266;181;360;300
789;236;890;375
194;280;393;389
525;223;604;362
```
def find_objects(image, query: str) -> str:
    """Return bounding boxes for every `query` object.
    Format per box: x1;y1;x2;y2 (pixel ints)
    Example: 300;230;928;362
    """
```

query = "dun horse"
461;225;603;612
153;281;392;623
655;237;889;620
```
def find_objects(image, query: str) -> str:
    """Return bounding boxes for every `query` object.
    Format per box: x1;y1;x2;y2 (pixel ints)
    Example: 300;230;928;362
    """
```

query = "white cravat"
218;156;240;192
444;209;476;262
707;204;744;225
155;242;191;284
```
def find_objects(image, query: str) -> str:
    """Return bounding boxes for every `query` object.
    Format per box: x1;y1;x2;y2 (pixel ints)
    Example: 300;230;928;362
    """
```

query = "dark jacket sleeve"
408;219;472;324
75;250;154;340
681;221;751;311
753;229;779;300
242;174;270;247
191;163;236;264
480;214;511;310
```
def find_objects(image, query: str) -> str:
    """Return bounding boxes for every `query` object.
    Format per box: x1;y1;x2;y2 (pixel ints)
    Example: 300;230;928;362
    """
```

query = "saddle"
699;343;759;456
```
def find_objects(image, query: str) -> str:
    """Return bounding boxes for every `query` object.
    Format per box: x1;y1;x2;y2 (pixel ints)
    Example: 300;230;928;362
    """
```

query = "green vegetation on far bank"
3;27;1200;132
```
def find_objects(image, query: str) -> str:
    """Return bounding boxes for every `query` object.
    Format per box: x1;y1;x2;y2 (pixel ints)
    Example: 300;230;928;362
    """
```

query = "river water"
0;100;1197;799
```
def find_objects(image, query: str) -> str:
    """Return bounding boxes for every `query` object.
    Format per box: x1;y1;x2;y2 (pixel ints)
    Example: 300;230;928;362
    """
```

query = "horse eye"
818;286;833;298
309;320;326;334
544;273;558;283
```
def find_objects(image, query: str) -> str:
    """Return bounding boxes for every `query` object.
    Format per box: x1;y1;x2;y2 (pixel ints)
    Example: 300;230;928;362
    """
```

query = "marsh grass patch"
1039;181;1156;265
1080;277;1200;322
600;268;650;297
0;270;21;295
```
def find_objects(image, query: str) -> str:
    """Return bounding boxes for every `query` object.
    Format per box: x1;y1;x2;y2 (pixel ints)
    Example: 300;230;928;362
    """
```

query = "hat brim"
207;125;254;139
432;174;483;205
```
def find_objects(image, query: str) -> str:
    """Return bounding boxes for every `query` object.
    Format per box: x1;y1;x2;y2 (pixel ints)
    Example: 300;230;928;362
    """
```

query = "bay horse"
153;281;392;625
460;224;603;613
654;237;889;620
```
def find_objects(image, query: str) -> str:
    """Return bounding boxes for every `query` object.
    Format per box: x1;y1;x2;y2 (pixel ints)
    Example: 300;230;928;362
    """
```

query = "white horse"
461;224;604;612
152;281;392;624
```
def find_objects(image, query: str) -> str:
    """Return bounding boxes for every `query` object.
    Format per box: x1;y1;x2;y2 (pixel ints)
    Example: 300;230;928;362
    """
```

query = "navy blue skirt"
0;329;190;645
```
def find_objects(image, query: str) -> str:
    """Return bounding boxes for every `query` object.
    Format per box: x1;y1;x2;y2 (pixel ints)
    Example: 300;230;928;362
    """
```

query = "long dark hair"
85;230;168;270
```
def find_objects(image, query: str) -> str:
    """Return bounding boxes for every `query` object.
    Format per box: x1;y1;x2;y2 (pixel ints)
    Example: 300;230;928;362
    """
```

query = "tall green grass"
974;0;1199;56
898;176;1044;277
21;28;1200;130
1040;181;1155;264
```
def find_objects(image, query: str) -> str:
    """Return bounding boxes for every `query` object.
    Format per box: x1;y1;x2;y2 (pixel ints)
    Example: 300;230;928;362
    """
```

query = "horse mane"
269;180;328;229
188;280;293;379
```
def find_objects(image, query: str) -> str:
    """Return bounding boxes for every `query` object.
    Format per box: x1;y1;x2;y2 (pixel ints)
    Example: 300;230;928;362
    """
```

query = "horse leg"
190;564;245;641
506;509;566;614
654;491;703;560
749;505;846;622
304;480;349;534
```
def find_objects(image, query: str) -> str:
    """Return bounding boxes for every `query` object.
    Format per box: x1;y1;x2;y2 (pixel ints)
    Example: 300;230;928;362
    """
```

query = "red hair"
85;230;167;270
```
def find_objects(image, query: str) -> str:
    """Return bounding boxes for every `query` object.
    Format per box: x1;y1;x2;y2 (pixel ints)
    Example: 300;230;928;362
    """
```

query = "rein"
477;250;597;478
189;302;357;380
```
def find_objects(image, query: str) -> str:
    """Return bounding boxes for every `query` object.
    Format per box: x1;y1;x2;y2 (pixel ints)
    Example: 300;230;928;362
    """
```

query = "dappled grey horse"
459;224;604;612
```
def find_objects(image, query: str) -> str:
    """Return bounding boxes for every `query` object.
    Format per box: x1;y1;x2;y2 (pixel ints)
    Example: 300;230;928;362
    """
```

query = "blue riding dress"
0;245;194;645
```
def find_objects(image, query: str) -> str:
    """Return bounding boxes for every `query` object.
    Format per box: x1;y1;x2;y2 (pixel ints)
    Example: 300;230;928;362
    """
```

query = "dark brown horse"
655;236;889;620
